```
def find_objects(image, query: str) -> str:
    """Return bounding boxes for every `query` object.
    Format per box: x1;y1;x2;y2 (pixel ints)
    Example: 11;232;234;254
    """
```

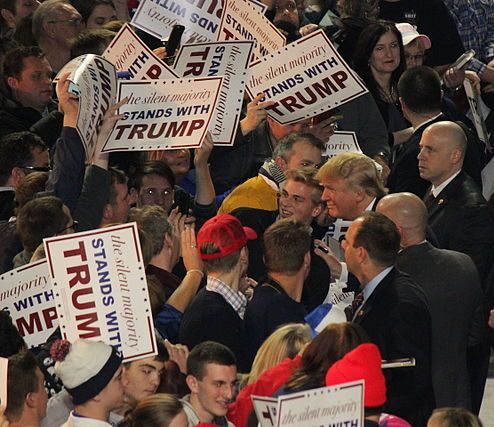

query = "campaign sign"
324;131;361;158
174;40;254;144
0;260;57;348
464;79;491;150
103;23;178;80
102;76;223;152
276;382;364;427
0;357;6;406
44;223;157;362
246;30;368;124
57;55;118;161
217;0;285;61
131;0;266;45
252;396;278;427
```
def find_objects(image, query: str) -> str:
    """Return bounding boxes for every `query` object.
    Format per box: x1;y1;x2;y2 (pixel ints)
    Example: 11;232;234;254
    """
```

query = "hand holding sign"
240;93;275;136
92;97;128;169
56;73;80;128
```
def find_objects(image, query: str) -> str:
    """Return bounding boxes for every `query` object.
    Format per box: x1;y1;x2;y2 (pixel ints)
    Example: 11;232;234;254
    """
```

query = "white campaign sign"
103;23;178;80
174;40;254;144
44;223;157;362
324;131;361;158
252;396;278;427
0;357;7;407
464;78;491;150
131;0;265;44
217;0;285;61
246;30;367;124
276;382;364;427
0;260;57;348
57;55;117;161
102;76;223;152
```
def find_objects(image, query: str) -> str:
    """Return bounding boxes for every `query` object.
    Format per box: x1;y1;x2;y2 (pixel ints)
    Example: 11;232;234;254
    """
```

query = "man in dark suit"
418;121;494;412
377;192;485;410
388;66;482;198
343;211;433;426
418;121;494;284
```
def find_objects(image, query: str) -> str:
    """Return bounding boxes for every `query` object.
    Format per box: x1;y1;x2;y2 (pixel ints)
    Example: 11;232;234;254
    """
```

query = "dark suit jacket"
388;115;484;198
178;289;250;373
388;116;444;198
354;268;433;426
397;242;484;409
427;171;494;285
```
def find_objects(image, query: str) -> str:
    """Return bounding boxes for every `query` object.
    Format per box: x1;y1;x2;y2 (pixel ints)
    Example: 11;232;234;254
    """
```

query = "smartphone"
173;190;190;215
381;358;416;369
164;24;185;66
451;49;475;70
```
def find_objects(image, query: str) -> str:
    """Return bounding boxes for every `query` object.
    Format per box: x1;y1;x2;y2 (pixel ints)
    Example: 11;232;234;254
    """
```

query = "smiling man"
182;341;237;426
233;167;331;311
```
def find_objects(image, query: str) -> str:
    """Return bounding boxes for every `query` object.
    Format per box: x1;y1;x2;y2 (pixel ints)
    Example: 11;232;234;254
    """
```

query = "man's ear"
274;155;287;171
1;8;16;28
186;375;199;394
11;166;25;187
7;75;19;91
102;203;113;221
311;202;323;218
303;251;311;267
25;391;37;409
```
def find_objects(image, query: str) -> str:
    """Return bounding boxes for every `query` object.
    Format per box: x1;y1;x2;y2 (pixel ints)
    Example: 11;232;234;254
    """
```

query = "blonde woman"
242;323;312;386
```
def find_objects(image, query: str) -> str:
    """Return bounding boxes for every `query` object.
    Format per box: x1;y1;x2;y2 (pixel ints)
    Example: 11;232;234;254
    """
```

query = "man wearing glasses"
32;0;83;72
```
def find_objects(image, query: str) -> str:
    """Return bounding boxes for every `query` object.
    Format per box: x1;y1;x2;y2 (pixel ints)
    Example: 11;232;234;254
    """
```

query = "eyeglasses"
142;188;174;199
48;17;83;26
275;1;297;12
22;166;52;172
404;53;425;62
57;220;78;235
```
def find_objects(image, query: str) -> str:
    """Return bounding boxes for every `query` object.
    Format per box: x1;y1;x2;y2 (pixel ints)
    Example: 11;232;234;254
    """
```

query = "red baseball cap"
197;214;257;260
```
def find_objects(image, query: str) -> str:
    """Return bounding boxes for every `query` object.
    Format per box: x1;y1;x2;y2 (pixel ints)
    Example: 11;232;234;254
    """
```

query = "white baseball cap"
396;22;431;49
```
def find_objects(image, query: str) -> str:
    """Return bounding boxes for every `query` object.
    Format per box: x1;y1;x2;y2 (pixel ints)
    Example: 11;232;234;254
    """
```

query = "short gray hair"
32;0;69;42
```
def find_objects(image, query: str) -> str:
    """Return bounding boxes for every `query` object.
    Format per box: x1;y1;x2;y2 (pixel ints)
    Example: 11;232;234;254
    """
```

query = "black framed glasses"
22;166;52;173
48;17;83;26
57;220;78;235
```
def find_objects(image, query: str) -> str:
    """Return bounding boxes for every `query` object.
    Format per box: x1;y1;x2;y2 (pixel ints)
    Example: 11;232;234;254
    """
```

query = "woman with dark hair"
353;21;410;145
281;322;370;393
70;0;117;29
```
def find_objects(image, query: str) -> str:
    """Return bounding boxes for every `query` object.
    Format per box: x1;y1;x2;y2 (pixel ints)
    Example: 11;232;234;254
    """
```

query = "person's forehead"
141;173;171;188
284;179;311;195
130;356;164;370
21;56;50;71
377;31;398;45
202;363;237;379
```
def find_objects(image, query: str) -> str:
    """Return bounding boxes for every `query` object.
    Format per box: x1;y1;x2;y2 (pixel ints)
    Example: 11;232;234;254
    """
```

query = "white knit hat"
51;339;122;405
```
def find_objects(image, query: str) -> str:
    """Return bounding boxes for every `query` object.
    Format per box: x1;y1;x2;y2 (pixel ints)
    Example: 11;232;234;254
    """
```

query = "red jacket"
228;356;302;427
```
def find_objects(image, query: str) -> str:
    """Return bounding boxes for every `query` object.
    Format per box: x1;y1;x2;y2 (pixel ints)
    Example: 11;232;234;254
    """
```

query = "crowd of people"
1;0;494;426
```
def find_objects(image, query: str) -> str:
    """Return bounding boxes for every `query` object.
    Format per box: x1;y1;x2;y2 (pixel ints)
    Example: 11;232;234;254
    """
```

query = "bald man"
377;192;484;411
418;121;494;285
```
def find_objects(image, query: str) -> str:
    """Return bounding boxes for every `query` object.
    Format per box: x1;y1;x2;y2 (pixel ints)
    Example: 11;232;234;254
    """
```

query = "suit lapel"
354;268;395;323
